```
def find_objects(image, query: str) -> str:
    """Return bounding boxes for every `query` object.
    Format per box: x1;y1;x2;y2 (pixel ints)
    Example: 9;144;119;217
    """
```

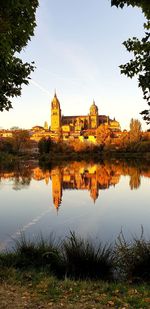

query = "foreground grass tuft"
0;233;65;278
63;232;114;280
116;230;150;282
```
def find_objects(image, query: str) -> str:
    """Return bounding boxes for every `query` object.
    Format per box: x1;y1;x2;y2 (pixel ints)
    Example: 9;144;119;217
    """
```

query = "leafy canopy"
0;0;39;111
111;0;150;123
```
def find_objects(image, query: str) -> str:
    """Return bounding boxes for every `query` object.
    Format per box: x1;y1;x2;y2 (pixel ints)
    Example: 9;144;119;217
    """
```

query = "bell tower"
51;92;61;131
90;100;98;129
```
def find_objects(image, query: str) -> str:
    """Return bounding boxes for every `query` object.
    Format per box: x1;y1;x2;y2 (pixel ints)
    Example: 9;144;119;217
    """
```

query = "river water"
0;159;150;250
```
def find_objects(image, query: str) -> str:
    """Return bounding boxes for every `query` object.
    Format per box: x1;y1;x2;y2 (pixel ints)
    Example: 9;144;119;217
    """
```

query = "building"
50;92;121;140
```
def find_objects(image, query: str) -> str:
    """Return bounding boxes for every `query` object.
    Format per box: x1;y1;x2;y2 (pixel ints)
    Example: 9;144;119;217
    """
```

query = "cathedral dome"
51;92;60;109
90;101;98;115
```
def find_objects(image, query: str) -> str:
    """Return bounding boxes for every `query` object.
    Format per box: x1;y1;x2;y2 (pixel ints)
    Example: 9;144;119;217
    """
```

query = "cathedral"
50;92;121;138
30;92;121;142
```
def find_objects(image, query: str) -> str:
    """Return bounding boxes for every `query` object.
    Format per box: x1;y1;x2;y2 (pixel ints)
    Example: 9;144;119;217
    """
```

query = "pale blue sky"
0;0;148;130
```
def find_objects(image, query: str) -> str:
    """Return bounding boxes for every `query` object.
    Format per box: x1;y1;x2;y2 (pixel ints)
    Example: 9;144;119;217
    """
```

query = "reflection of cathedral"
30;163;121;210
1;161;148;211
49;163;121;210
51;93;121;135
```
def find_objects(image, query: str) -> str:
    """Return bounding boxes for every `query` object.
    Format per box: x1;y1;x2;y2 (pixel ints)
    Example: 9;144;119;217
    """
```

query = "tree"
96;124;112;145
38;137;53;154
117;132;130;149
0;139;13;153
12;130;30;153
0;0;39;111
129;118;142;142
111;0;150;122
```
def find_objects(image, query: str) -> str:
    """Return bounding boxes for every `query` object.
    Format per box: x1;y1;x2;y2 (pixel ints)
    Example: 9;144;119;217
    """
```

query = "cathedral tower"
90;176;99;203
90;100;98;129
51;92;61;131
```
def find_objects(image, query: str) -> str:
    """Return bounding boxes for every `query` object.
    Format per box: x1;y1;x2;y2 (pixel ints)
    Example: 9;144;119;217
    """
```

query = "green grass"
0;268;150;308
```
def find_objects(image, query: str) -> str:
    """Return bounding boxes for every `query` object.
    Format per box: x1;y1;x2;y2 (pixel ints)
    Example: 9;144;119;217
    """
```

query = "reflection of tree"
0;165;33;190
12;176;31;190
129;169;141;190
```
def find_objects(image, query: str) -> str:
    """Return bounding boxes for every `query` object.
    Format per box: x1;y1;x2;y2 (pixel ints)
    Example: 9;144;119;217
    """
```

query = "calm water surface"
0;160;150;250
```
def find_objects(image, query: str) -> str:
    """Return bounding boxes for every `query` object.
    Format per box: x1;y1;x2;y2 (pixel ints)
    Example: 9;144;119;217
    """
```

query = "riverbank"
38;151;150;169
1;269;150;308
1;142;150;170
0;152;39;170
1;150;150;173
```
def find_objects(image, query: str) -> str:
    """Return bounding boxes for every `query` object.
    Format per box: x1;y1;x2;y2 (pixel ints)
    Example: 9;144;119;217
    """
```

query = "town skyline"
0;91;147;132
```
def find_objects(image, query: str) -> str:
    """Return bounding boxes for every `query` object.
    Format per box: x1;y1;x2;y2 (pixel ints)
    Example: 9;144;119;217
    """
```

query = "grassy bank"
1;268;150;308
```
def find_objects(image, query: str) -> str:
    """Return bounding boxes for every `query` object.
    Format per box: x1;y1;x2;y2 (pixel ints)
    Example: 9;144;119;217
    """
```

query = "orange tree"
129;118;142;143
96;124;112;146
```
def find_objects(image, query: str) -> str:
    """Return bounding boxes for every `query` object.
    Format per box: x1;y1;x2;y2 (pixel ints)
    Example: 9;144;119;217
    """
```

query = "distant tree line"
0;130;30;154
38;119;150;167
